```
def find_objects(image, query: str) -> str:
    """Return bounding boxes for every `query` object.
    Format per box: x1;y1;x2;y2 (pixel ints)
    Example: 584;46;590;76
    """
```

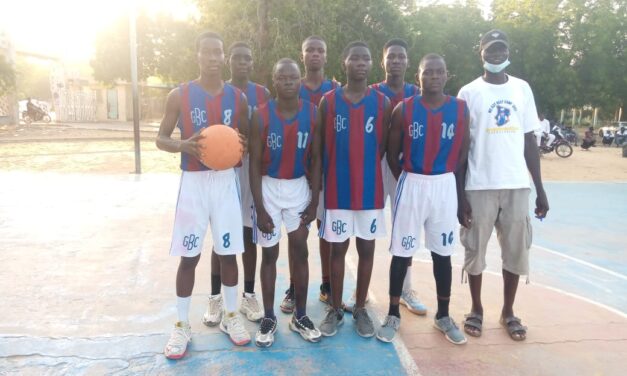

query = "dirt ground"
1;122;626;180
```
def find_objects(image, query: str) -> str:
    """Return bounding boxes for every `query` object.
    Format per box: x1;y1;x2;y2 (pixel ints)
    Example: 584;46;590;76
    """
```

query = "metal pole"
130;2;141;174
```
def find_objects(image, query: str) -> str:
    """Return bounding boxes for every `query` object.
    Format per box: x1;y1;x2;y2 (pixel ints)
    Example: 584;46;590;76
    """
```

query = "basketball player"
249;58;322;347
281;35;341;313
157;31;251;359
204;41;270;327
314;41;391;338
361;38;424;315
377;54;469;345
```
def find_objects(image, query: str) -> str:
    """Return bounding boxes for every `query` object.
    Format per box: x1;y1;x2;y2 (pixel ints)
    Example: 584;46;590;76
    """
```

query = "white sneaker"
202;294;223;327
344;289;371;312
220;312;251;346
240;292;263;322
164;321;191;360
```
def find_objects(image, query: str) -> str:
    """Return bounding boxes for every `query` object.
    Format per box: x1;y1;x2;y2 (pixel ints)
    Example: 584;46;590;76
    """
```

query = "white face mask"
483;59;510;73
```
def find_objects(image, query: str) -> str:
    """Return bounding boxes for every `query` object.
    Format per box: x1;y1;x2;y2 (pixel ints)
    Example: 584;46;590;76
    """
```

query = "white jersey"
458;75;539;190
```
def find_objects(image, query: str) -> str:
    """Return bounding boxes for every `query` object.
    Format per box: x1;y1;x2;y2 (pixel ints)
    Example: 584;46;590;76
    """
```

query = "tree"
0;56;15;96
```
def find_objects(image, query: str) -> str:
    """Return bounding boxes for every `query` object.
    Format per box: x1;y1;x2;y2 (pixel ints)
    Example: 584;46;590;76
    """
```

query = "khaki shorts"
460;189;532;276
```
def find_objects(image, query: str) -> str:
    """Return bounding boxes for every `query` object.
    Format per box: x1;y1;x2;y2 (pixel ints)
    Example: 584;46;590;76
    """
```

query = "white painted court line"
346;255;422;376
533;244;627;282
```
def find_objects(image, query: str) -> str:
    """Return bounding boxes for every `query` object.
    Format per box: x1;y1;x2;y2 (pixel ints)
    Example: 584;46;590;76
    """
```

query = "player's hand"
256;207;275;234
180;131;204;159
238;132;248;155
300;202;317;226
534;189;549;219
458;197;472;229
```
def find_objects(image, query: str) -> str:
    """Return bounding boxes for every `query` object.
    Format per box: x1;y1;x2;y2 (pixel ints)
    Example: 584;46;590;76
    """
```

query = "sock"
389;256;411;297
289;282;295;295
402;266;412;293
388;303;400;318
431;252;452;320
177;296;191;323
295;307;306;320
244;280;255;294
436;297;450;319
211;274;221;296
321;281;331;293
222;284;238;313
264;308;275;319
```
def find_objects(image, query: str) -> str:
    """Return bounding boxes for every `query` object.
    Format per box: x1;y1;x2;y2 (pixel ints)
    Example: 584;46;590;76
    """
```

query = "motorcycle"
540;132;573;158
615;128;627;147
22;104;51;125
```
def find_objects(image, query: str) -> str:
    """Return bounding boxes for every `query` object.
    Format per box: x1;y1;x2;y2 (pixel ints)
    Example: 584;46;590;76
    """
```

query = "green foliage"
14;57;52;101
90;0;626;119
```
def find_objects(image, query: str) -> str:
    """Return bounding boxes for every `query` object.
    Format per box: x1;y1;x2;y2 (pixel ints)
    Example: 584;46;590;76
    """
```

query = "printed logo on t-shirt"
486;99;519;133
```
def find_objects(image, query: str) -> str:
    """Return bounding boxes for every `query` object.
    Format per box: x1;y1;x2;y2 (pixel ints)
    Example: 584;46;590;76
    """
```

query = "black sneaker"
255;317;278;347
289;315;322;343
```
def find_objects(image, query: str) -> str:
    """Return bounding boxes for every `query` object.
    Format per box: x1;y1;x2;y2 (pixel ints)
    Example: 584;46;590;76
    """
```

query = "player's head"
301;36;327;72
342;41;372;81
228;41;253;81
196;31;225;77
382;39;409;78
479;29;510;73
417;53;447;95
272;58;301;100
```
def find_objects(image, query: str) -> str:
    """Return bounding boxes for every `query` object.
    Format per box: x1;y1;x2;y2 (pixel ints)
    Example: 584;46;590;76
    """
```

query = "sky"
0;0;492;64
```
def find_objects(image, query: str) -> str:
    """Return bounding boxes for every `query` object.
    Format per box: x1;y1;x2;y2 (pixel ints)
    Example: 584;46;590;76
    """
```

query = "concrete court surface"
0;171;625;375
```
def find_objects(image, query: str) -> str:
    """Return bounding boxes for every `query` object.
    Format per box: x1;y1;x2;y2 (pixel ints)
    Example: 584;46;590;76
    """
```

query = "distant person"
457;29;549;342
581;127;596;150
537;114;554;148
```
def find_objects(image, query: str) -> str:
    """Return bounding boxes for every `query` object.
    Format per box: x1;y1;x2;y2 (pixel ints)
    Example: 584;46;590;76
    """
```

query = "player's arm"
380;97;392;162
524;131;549;219
156;88;203;159
386;101;403;180
456;112;471;228
249;111;274;234
301;100;325;225
238;95;250;154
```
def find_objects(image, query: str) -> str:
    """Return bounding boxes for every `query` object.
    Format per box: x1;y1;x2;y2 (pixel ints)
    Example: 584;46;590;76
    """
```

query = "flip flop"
463;312;483;337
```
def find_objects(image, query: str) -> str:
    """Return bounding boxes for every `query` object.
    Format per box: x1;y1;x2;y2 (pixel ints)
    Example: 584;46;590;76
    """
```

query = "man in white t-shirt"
536;114;554;148
457;29;549;342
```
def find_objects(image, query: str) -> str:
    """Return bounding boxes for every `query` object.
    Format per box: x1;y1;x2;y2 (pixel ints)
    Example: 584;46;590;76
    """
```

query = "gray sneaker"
353;307;375;338
434;316;467;345
376;315;400;343
319;307;344;337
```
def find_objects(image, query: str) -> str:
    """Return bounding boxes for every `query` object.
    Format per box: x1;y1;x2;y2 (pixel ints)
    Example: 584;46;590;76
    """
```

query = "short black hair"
342;41;370;59
228;41;252;55
383;39;408;54
419;53;445;69
272;58;300;75
196;31;223;51
302;35;326;50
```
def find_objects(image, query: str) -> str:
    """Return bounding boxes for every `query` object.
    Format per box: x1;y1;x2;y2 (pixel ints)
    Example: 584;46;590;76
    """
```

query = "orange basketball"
198;125;243;170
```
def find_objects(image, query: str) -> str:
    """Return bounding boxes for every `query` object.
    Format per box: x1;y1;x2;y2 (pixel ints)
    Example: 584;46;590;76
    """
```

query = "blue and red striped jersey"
370;82;419;109
401;95;467;175
299;79;339;106
230;81;268;119
259;99;316;179
177;81;244;171
323;87;387;210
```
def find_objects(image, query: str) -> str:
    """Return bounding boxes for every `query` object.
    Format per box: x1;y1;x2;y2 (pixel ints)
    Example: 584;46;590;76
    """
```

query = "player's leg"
256;244;279;347
210;169;249;346
202;250;224;327
240;226;263;321
165;171;209;359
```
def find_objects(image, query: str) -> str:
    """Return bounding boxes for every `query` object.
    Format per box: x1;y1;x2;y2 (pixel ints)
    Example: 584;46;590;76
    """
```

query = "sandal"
500;315;527;341
463;312;483;337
